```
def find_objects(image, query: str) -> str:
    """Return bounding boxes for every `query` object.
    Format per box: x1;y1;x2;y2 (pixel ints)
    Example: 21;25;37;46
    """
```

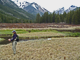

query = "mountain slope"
55;7;64;14
0;0;35;20
12;0;50;16
24;2;49;16
65;5;77;13
55;5;78;14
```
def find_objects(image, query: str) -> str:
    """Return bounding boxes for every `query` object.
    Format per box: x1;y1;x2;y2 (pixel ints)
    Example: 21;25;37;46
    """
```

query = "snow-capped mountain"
0;0;35;20
65;5;77;13
55;5;77;14
12;0;78;15
55;7;64;14
23;2;49;15
12;0;50;15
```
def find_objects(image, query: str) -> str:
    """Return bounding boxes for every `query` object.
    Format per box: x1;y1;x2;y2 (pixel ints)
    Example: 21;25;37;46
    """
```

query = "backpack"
16;35;19;42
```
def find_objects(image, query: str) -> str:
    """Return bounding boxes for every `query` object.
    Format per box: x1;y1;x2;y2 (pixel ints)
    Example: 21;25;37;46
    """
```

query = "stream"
0;34;63;45
0;29;80;45
0;37;52;45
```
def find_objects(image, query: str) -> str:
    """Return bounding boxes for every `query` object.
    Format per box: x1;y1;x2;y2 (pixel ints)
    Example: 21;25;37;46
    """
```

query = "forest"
36;8;80;24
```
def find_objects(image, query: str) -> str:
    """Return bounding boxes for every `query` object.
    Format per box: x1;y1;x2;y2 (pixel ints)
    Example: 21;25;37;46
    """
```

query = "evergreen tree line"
36;8;80;24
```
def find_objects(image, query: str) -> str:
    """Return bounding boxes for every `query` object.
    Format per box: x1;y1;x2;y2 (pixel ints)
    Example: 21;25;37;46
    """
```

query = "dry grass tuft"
0;37;80;60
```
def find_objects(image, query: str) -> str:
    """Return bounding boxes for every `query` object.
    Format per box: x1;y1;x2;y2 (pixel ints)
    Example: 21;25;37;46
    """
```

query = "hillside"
0;0;35;23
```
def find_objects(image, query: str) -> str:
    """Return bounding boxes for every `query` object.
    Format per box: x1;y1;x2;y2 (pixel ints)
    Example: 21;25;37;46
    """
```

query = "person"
8;30;18;55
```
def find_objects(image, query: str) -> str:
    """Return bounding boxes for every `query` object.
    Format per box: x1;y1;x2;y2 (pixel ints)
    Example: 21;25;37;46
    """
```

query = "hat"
12;30;16;33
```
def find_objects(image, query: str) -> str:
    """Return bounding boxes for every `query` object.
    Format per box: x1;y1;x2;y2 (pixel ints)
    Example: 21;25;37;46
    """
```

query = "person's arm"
11;34;17;41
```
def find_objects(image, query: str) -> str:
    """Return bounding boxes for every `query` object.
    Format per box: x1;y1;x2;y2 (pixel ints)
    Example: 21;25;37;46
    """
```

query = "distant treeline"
36;8;80;24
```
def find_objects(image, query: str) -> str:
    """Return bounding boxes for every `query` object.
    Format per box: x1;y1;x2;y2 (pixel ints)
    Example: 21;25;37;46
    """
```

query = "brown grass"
18;32;64;38
0;37;80;60
0;23;80;30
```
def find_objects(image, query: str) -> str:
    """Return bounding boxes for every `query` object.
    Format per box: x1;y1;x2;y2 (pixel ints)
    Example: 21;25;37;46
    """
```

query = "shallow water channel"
0;37;51;45
0;34;63;45
0;29;80;45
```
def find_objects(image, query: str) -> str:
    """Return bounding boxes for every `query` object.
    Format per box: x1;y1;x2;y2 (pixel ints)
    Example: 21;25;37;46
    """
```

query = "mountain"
65;5;77;13
12;0;50;16
55;7;64;14
24;2;49;16
55;5;77;14
0;0;35;20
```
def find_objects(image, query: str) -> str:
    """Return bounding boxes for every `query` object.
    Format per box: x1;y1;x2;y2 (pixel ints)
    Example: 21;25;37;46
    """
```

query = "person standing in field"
8;30;19;55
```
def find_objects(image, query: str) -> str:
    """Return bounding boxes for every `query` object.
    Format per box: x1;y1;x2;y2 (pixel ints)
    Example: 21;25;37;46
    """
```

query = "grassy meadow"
0;29;65;39
0;28;80;38
0;37;80;60
0;28;80;60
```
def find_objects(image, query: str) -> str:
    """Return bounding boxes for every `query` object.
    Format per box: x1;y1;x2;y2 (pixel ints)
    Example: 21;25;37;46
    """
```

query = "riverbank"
0;37;80;60
0;30;65;44
0;28;80;44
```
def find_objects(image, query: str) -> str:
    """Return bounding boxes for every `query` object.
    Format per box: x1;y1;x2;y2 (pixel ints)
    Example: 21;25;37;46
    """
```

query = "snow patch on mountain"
70;5;77;10
20;2;30;8
12;0;30;8
32;4;37;9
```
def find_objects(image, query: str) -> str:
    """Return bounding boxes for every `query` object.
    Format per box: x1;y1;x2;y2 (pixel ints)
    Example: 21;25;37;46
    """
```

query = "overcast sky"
17;0;80;12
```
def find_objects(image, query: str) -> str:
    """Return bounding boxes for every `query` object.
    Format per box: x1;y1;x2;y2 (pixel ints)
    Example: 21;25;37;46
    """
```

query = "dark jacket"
11;34;17;41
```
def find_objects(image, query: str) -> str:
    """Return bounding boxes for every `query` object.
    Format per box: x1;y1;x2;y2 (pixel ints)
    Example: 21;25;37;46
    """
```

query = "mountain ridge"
12;0;50;16
12;0;79;15
55;5;78;14
0;0;35;20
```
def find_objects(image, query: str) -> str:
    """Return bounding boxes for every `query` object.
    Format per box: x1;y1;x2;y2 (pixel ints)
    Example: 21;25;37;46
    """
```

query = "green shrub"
67;32;80;37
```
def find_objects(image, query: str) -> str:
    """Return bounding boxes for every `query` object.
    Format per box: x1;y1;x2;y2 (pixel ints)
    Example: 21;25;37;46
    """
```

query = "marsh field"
0;23;80;60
